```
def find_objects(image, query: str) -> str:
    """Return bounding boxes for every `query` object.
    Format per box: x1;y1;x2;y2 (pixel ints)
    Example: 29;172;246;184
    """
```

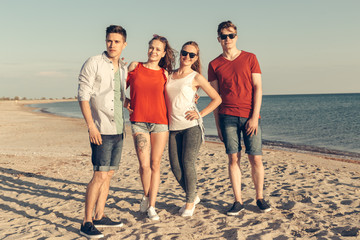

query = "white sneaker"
181;204;195;217
147;206;160;221
179;196;201;214
140;195;149;213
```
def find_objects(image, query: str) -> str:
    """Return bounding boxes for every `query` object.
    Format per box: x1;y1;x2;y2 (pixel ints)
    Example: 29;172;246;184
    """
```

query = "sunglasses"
219;33;237;40
181;50;197;59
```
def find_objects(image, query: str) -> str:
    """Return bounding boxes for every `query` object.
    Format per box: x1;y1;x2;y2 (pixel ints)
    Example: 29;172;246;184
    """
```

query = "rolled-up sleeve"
78;57;96;101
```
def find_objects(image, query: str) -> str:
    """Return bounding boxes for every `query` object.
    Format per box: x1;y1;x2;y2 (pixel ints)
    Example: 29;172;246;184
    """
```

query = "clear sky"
1;0;359;98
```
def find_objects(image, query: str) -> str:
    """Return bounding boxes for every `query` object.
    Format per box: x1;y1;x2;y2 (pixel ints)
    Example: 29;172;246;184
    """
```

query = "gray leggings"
168;125;202;203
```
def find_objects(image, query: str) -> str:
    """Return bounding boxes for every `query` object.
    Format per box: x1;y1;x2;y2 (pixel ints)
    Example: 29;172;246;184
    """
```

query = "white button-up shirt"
78;52;127;134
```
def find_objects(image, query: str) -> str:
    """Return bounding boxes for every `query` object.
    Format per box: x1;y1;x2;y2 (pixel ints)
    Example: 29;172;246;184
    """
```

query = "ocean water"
260;94;360;158
29;93;360;159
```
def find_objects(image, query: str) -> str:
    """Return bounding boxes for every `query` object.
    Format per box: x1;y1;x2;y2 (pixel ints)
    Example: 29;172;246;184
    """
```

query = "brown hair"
181;41;201;75
217;21;237;36
106;25;127;41
149;35;176;73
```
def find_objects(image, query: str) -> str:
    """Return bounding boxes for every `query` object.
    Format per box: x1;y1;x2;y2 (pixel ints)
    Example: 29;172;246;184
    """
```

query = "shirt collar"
102;51;126;67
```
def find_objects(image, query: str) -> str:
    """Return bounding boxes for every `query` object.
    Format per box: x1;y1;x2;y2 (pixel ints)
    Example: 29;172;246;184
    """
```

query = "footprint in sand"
278;200;296;210
340;200;353;205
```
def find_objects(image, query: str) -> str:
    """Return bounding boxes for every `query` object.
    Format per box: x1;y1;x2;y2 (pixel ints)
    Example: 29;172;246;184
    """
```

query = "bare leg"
228;152;243;203
248;155;264;200
148;131;168;207
83;171;110;224
133;133;151;197
94;170;114;220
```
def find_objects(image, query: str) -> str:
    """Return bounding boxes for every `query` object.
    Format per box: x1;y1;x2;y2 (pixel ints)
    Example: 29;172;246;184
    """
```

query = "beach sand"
1;100;359;240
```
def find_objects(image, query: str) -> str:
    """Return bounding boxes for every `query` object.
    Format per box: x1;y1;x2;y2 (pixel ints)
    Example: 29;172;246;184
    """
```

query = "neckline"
171;70;196;80
141;62;162;71
221;50;243;62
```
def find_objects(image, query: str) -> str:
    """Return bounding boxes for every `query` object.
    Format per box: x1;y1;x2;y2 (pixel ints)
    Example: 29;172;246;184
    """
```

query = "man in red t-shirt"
208;21;271;215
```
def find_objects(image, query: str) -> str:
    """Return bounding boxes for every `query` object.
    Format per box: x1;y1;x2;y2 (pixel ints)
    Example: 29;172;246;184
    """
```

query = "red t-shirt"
127;63;168;124
208;51;261;118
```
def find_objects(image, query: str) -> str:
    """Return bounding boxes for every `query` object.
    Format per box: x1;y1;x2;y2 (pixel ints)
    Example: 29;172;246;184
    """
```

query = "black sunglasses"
219;33;237;40
181;50;197;59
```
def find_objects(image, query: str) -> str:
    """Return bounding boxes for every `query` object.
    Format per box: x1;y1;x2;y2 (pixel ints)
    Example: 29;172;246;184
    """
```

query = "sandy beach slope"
1;100;359;239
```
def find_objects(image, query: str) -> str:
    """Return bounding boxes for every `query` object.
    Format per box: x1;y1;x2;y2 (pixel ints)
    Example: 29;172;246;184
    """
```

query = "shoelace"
89;224;96;231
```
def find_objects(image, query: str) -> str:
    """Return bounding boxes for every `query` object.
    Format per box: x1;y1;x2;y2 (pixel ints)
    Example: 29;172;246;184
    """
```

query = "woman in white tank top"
165;41;221;217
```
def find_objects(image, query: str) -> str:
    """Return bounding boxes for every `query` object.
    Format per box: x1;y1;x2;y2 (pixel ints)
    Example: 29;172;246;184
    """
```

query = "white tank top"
165;71;199;131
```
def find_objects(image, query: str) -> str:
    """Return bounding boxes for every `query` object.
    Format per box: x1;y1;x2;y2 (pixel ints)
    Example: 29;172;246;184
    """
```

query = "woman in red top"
126;35;175;220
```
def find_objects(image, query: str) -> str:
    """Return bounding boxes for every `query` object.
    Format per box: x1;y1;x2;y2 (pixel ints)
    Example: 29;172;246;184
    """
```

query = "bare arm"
190;73;221;117
245;73;263;136
128;61;138;72
124;62;139;113
79;101;102;145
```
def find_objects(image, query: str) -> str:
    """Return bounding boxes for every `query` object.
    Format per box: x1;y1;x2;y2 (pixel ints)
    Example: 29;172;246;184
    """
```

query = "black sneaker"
80;222;104;239
256;199;272;212
227;201;244;216
93;216;123;228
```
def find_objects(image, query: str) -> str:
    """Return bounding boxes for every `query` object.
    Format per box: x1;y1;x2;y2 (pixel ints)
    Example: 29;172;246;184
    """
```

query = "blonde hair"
181;41;201;75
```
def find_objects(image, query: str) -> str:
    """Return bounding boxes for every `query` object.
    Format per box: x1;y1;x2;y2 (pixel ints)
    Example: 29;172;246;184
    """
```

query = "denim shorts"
219;114;262;155
91;134;123;171
131;122;168;134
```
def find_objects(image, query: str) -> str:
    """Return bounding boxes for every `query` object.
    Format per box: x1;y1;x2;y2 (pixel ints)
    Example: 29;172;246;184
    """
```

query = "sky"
0;0;359;99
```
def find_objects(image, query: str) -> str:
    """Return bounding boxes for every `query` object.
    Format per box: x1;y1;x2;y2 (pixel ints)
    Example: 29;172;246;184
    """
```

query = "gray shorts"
90;134;123;171
219;114;262;155
131;122;168;134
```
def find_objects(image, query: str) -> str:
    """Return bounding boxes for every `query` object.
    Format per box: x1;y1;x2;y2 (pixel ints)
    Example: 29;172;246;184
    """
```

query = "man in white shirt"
78;25;127;239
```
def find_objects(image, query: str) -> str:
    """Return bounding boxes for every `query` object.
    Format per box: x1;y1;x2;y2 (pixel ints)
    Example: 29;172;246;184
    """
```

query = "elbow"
216;96;222;107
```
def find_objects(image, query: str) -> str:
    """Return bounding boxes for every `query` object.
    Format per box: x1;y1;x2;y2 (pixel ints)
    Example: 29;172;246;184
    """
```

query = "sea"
29;93;360;160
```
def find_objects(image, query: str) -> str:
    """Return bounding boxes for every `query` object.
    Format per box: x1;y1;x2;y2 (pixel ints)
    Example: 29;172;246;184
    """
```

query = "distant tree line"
0;96;78;101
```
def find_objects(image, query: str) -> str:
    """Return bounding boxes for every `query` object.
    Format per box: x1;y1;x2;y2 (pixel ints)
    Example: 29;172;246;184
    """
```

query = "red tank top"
127;63;168;124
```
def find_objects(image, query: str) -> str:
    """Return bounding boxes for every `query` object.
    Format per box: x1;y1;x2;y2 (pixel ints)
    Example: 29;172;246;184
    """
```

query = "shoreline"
205;139;360;166
206;136;360;163
1;99;359;239
22;99;360;163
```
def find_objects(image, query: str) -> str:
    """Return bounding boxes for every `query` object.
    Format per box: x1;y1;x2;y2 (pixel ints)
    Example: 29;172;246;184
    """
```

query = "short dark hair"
217;21;237;36
106;25;127;41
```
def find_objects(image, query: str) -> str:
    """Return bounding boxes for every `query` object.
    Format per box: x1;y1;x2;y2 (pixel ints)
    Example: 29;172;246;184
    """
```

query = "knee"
139;163;150;173
151;161;161;172
228;154;240;166
92;172;109;183
249;155;263;167
107;170;115;179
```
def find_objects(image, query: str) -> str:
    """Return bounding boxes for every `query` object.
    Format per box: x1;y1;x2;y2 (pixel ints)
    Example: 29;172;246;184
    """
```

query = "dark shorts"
219;114;262;155
91;134;123;171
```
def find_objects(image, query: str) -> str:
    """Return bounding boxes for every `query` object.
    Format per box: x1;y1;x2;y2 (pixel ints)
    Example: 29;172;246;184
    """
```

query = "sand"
0;100;359;240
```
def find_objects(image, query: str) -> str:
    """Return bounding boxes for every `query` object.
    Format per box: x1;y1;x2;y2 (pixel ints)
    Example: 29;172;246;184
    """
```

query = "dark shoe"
80;222;104;239
93;216;124;228
227;201;244;216
256;199;272;212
